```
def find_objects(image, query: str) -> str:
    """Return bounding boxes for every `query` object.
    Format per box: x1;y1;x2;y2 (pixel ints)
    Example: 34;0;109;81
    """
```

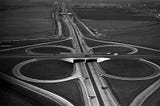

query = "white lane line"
0;72;74;106
83;36;160;52
0;38;71;52
129;79;160;106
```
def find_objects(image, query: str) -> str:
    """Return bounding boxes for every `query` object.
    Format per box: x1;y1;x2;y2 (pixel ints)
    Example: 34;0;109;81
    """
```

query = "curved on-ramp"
98;59;160;80
0;72;74;106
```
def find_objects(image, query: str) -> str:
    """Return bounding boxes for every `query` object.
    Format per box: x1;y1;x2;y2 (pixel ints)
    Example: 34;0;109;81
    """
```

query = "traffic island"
25;45;72;55
104;77;160;106
100;59;156;78
13;59;73;81
92;45;137;55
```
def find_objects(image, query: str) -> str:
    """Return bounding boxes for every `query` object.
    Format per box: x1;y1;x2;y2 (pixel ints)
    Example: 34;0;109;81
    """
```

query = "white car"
156;14;160;18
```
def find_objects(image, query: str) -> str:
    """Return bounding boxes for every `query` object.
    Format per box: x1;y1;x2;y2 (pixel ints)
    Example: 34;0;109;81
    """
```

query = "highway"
60;1;120;106
59;1;160;106
0;1;160;106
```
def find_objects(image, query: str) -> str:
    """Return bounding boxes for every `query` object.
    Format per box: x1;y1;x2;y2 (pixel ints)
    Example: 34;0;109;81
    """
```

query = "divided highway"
61;1;118;106
0;1;160;106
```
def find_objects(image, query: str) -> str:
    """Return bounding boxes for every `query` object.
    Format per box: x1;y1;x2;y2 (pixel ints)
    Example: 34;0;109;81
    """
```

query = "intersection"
0;1;160;106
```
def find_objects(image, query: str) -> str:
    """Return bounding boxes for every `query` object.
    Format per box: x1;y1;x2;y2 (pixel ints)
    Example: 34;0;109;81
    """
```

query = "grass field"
0;88;33;106
50;39;73;48
73;7;160;49
104;77;160;106
84;38;109;47
0;58;29;74
100;59;155;77
21;59;73;80
84;20;160;49
30;47;71;54
33;79;85;106
0;0;57;41
0;79;60;106
142;87;160;106
60;18;70;38
73;7;157;21
92;46;132;55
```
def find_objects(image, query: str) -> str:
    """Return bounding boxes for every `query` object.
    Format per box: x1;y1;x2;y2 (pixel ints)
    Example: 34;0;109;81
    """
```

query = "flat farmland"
73;7;160;49
73;7;157;21
0;0;57;41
